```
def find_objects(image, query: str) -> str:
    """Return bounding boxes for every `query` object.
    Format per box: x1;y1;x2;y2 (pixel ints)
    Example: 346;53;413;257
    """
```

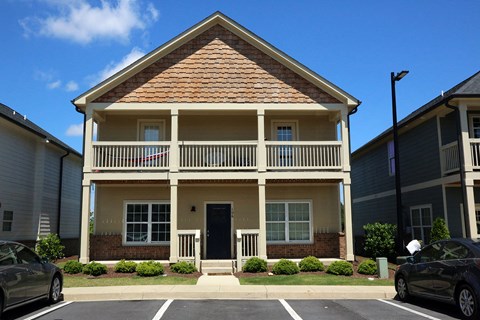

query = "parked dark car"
395;238;480;319
0;241;62;315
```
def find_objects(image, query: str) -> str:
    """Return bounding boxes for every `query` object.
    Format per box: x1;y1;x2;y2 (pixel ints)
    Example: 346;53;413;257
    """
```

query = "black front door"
206;203;231;259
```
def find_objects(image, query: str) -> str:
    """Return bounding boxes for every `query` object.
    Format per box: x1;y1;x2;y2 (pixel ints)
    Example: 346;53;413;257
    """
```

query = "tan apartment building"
72;12;360;268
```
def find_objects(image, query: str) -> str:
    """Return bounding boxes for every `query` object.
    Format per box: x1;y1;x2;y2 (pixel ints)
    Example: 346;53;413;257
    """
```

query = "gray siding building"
0;103;82;254
352;71;480;253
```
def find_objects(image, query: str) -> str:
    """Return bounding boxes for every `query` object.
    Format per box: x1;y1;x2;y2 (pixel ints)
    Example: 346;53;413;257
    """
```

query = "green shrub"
272;259;300;275
82;261;107;276
171;261;197;274
242;257;267;273
63;260;83;274
326;260;353;276
363;222;397;259
114;260;137;273
36;233;65;262
136;261;164;277
357;259;377;275
299;256;325;272
430;218;451;244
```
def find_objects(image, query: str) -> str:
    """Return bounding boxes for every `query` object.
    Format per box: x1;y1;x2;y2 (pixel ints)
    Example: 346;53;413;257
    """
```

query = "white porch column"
170;110;179;172
343;180;354;261
257;109;267;172
340;109;351;172
459;104;473;172
79;182;91;264
258;178;267;259
465;179;478;238
83;109;94;173
169;179;178;263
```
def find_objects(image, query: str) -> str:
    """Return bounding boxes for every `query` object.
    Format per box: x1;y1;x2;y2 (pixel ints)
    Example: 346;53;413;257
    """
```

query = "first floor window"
266;201;311;243
387;140;395;176
125;202;170;244
410;205;432;244
2;211;13;232
475;205;480;235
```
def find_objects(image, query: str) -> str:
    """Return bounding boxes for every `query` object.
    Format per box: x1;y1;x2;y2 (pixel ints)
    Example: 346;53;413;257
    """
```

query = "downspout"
56;150;70;235
445;99;471;237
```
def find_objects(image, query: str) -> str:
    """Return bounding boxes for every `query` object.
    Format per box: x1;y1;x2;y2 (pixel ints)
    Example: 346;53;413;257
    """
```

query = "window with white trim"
387;140;395;176
410;205;432;244
470;115;480;138
475;204;480;235
266;201;311;243
124;202;170;244
2;211;13;232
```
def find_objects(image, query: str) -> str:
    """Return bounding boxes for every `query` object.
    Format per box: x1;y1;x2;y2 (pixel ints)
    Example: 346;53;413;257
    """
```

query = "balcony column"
169;178;178;263
257;109;267;172
340;109;350;172
458;104;473;172
465;179;478;238
170;110;179;173
83;108;94;173
258;178;267;259
343;179;354;261
79;181;91;264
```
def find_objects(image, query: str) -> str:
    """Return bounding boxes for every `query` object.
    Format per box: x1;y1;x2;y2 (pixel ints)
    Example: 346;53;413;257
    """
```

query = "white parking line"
279;299;303;320
152;299;174;320
22;301;73;320
377;299;442;320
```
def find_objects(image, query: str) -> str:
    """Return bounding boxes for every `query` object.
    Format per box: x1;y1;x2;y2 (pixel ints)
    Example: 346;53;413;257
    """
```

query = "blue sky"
1;0;479;153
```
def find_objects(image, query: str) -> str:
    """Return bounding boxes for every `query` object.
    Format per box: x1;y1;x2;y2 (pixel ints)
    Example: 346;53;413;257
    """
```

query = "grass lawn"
239;274;394;286
63;275;197;287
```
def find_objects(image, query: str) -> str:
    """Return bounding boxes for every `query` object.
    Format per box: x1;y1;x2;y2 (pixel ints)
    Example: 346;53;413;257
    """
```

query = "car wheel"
396;275;409;301
49;275;62;304
457;285;478;320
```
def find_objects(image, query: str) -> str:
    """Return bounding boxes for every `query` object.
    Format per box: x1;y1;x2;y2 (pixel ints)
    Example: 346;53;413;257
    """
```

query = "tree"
363;222;397;259
430;217;450;243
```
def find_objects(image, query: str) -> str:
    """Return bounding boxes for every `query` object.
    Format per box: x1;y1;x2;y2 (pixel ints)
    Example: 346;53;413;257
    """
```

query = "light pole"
391;70;408;255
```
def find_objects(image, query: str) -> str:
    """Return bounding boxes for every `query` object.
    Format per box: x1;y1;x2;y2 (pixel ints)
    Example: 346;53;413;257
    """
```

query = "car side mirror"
406;256;415;264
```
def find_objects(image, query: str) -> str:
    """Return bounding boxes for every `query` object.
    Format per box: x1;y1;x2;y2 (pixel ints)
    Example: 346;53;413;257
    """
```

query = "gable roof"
353;70;480;157
73;11;360;109
0;103;82;157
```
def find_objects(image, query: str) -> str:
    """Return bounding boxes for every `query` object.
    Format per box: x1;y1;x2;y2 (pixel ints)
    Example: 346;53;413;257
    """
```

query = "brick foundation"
267;233;346;259
90;235;170;260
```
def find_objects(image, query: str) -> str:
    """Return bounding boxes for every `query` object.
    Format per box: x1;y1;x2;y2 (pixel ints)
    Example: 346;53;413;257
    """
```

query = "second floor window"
388;140;395;176
471;116;480;138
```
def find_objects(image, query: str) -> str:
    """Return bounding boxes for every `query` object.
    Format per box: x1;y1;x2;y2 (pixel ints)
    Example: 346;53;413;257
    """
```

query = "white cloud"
20;0;159;44
91;47;145;85
65;80;79;92
47;80;61;89
66;123;83;136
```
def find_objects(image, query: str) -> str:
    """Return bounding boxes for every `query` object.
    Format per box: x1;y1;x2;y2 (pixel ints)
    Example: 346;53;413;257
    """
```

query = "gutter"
73;102;87;250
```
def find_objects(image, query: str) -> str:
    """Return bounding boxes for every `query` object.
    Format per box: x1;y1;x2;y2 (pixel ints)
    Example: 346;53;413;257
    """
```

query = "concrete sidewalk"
63;284;396;301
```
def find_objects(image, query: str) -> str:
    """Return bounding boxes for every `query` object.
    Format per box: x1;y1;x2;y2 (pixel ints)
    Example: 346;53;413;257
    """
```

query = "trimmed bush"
36;233;65;262
114;260;137;273
299;256;325;272
242;257;267;273
63;260;83;274
272;259;300;275
171;261;197;274
82;261;107;276
357;259;377;275
430;218;451;244
136;261;164;277
326;260;353;276
363;222;396;259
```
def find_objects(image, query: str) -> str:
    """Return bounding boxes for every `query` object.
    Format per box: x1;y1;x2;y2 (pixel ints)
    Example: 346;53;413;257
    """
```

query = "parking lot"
4;299;461;320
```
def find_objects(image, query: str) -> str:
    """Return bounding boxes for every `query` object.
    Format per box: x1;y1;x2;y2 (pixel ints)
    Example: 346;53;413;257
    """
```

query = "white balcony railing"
236;229;259;271
178;230;201;271
266;141;342;170
471;139;480;168
179;141;257;170
440;141;460;174
92;142;170;170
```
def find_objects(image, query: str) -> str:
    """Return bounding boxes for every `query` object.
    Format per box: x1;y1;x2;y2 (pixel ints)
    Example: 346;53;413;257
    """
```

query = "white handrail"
236;229;260;271
177;229;201;270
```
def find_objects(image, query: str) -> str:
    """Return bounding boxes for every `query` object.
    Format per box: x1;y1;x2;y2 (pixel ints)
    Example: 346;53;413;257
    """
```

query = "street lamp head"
393;70;409;82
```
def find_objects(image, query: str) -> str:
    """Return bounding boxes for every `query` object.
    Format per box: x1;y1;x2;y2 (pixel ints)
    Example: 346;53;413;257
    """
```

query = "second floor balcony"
90;140;343;172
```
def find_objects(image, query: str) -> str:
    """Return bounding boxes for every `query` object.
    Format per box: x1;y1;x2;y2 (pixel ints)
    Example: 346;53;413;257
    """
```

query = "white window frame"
387;140;395;176
475;204;480;237
266;200;312;244
2;210;13;232
410;204;433;244
137;119;166;141
123;201;170;246
469;115;480;139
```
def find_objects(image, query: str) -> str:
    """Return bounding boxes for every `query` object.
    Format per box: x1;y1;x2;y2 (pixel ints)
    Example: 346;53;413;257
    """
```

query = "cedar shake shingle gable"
94;25;340;104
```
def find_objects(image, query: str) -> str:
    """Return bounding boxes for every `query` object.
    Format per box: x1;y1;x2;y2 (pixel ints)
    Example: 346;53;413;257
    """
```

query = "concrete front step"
201;260;235;274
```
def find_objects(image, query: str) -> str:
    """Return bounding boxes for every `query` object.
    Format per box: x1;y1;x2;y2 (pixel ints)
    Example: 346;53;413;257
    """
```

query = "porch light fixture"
190;206;196;213
391;70;409;255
